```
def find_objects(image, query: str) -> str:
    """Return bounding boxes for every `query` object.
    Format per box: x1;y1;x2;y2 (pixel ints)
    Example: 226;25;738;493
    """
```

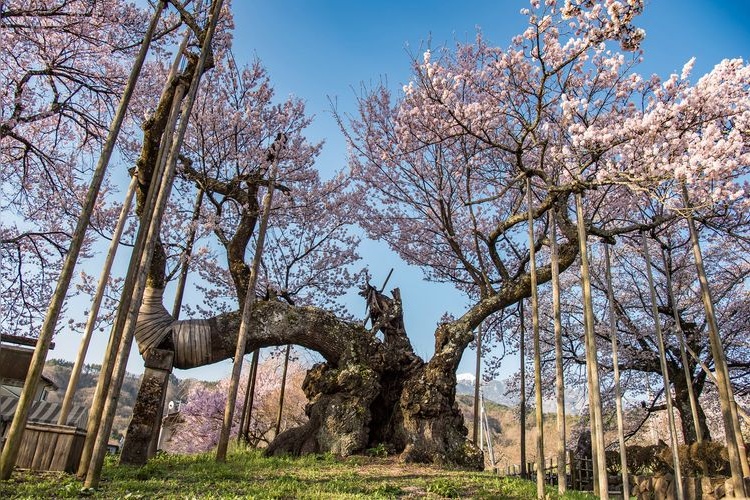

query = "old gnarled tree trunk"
128;283;483;467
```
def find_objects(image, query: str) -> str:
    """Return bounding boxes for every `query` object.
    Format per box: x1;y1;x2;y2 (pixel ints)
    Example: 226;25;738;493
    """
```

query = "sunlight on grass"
0;448;597;499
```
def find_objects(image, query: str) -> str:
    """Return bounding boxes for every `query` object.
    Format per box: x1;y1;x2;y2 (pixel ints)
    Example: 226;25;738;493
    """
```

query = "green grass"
0;448;597;499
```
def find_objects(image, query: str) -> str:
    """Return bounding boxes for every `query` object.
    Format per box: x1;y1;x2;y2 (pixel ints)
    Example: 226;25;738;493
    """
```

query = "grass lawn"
0;448;596;499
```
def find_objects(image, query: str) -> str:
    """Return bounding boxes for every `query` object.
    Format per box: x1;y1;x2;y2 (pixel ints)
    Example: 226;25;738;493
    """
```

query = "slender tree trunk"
603;242;629;500
473;323;482;444
662;247;703;444
682;187;749;493
0;2;164;480
58;175;137;426
575;193;608;499
526;177;545;499
519;300;527;479
83;3;223;486
641;231;684;500
549;210;567;494
274;345;291;436
216;133;287;462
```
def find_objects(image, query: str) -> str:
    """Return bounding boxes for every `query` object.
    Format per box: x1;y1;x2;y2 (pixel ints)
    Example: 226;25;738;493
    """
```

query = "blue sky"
53;1;750;382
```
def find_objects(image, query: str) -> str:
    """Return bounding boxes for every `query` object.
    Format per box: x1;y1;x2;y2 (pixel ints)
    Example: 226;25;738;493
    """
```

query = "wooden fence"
503;451;595;492
0;422;86;473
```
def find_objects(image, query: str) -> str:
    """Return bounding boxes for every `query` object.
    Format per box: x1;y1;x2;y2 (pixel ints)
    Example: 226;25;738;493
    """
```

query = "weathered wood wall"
1;423;86;473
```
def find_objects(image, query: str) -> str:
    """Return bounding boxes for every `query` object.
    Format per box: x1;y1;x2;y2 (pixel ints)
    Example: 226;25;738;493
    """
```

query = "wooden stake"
78;75;186;480
172;188;205;320
238;349;260;444
274;345;292;437
216;132;288;462
84;1;224;487
519;300;527;479
58;175;138;426
661;246;703;444
575;193;609;499
526;177;545;500
549;210;567;494
641;230;684;500
682;186;749;491
473;323;482;444
0;1;165;481
77;24;192;479
603;241;629;500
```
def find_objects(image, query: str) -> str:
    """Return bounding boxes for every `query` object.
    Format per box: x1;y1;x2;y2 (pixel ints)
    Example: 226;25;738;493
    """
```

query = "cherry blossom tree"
0;0;160;336
168;356;308;454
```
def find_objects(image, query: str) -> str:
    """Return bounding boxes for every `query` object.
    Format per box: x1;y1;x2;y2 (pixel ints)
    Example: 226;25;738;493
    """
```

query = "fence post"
568;450;576;490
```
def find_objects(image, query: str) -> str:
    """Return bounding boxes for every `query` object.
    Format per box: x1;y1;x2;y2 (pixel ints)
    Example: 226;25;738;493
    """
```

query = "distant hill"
454;393;582;472
455;373;585;414
43;359;181;439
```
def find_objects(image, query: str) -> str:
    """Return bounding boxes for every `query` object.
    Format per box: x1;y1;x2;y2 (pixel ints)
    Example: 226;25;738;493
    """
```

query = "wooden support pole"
84;1;224;487
661;246;703;444
481;392;496;469
641;230;684;500
274;345;291;437
603;241;629;500
58;175;138;426
172;188;205;320
0;1;165;481
120;348;174;465
519;300;527;479
526;176;545;500
216;133;287;462
238;349;260;444
143;187;205;458
77;24;192;479
549;210;567;494
473;323;482;444
575;193;609;499
682;341;750;423
78;73;186;480
682;186;749;491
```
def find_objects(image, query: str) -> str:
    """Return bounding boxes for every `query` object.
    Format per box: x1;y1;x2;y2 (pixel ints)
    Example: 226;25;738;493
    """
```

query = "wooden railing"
502;451;595;492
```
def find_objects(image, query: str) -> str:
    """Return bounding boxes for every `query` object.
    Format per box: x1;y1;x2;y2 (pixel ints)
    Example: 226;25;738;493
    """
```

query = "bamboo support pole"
549;210;567;494
481;392;496;469
681;341;750;423
83;2;224;487
473;323;482;444
274;345;291;437
519;300;527;479
0;2;166;481
216;133;287;462
238;349;260;444
172;189;205;319
661;246;703;444
603;241;630;500
77;24;192;478
146;187;205;457
58;175;138;426
526;177;545;499
575;193;608;499
641;231;684;500
583;290;600;496
682;186;750;490
78;75;186;479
